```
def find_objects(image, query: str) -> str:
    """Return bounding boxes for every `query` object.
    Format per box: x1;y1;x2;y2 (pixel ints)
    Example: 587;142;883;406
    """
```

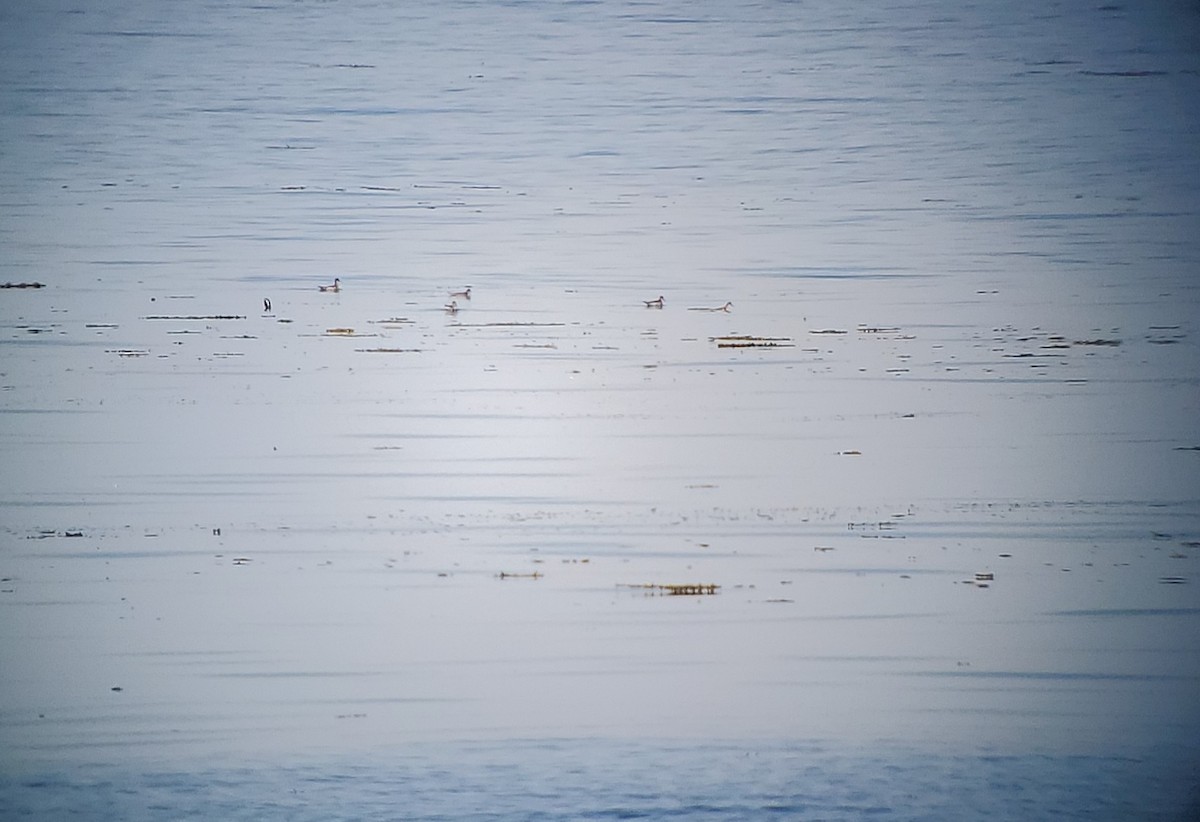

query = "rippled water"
2;0;1199;817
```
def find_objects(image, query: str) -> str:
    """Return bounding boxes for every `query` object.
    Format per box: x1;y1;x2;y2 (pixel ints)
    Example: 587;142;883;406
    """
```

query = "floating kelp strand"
143;315;246;320
711;334;794;349
619;583;720;596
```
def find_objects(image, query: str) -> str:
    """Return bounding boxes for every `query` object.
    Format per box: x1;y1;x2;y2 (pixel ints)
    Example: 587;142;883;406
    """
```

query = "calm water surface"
2;0;1199;818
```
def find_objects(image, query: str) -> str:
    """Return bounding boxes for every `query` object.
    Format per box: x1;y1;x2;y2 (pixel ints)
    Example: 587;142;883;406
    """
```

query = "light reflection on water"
2;0;1200;816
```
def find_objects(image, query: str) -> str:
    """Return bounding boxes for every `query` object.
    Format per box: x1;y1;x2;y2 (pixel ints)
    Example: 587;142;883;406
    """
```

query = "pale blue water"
2;0;1199;818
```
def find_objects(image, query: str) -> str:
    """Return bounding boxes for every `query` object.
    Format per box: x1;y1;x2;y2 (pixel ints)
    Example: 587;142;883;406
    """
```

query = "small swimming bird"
643;295;664;308
689;301;733;312
318;278;341;292
444;300;458;314
263;298;272;313
450;286;471;299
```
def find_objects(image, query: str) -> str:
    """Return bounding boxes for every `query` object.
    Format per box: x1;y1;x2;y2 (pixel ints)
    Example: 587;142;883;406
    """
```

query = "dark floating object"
1;281;46;289
711;335;794;348
143;315;246;320
497;571;542;580
457;321;566;328
1074;338;1120;346
111;686;123;692
620;583;720;596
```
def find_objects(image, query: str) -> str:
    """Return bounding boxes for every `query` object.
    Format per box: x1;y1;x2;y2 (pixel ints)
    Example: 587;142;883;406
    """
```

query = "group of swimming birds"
268;279;733;316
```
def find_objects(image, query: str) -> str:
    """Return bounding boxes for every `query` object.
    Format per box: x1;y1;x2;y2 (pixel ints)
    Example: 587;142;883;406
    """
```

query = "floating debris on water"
458;321;567;328
356;347;423;353
711;335;794;348
847;521;898;531
620;583;720;596
143;315;246;320
498;571;543;580
1;281;45;289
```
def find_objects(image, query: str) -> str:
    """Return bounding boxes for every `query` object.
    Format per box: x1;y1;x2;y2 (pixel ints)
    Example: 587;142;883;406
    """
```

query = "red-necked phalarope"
643;295;664;308
444;300;459;314
450;286;471;299
318;278;341;292
688;301;732;312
